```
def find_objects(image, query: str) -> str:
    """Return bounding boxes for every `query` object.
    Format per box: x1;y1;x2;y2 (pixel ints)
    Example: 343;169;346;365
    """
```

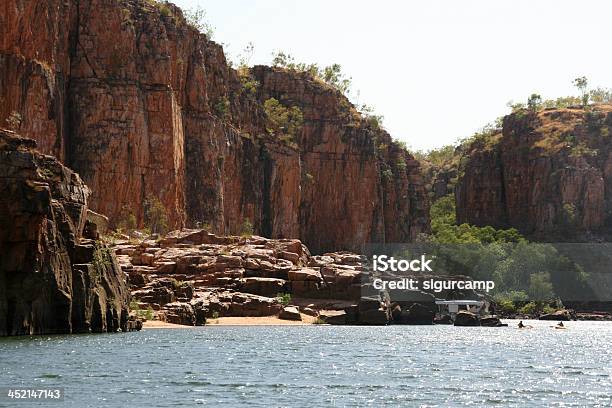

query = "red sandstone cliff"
0;0;429;253
0;129;129;335
456;106;612;240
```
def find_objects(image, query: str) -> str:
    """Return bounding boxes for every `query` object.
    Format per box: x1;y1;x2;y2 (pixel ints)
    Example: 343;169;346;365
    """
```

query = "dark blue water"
1;321;611;407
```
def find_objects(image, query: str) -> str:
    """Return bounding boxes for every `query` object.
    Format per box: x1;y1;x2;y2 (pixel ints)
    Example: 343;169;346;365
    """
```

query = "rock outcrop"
114;228;519;326
0;0;429;253
456;106;612;240
0;130;129;336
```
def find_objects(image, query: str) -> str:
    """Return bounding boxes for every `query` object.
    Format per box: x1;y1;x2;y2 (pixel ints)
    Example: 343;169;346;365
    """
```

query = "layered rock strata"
456;106;612;240
0;130;129;336
0;0;429;253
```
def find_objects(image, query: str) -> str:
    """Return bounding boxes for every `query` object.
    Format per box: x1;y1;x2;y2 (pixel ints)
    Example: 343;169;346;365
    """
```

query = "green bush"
240;219;254;236
145;306;154;321
213;96;230;119
519;301;537;315
270;52;351;95
239;74;259;96
116;205;137;232
184;6;214;39
263;98;303;145
144;196;168;235
496;299;516;314
276;292;291;306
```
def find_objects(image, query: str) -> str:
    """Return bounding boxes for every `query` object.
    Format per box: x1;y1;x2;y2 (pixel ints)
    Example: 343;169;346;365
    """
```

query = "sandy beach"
142;314;318;329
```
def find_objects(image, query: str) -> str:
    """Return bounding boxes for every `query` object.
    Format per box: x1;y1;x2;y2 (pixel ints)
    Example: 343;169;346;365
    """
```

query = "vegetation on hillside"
420;194;591;312
263;98;304;148
270;51;386;130
271;51;352;95
183;5;215;39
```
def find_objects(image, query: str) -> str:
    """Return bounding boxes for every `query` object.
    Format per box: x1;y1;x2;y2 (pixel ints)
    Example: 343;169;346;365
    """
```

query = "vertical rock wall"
0;0;429;253
457;107;612;240
0;130;129;335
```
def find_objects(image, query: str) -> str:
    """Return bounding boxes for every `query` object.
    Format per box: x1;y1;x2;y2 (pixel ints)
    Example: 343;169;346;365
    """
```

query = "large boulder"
319;310;347;325
279;306;301;321
480;315;506;327
395;303;434;325
454;311;480;326
539;309;572;321
161;302;196;326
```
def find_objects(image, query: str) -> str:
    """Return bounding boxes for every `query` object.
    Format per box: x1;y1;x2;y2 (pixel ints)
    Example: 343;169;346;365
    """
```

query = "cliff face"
456;106;612;240
0;129;129;335
0;0;429;253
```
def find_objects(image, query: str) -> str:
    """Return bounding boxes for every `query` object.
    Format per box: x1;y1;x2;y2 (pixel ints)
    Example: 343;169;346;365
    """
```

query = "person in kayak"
556;321;564;328
518;321;525;328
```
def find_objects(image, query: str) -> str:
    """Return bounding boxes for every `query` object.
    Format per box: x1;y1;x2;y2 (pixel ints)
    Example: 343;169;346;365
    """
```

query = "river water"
1;320;611;407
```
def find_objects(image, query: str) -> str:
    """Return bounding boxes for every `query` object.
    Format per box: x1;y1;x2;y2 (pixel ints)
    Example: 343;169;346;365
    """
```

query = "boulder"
279;306;301;321
161;302;195;326
127;317;143;331
240;277;287;298
480;315;506;327
454;311;480;326
301;307;319;317
539;309;572;321
319;310;347;325
434;314;453;325
359;308;389;325
396;303;434;325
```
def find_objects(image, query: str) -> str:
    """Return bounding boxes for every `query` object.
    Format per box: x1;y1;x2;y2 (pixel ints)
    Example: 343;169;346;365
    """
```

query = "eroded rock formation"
456;106;612;240
0;130;129;335
0;0;429;253
116;229;492;326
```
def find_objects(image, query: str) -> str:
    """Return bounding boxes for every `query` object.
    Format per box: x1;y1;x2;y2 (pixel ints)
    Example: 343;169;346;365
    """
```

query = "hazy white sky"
173;0;612;151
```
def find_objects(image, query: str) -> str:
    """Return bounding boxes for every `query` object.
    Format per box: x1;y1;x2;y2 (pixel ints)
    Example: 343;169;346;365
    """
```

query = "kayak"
552;326;567;329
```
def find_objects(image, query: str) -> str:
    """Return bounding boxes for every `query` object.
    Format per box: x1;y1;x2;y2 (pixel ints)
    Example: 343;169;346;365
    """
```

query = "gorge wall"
0;129;129;335
0;0;429;253
456;106;612;240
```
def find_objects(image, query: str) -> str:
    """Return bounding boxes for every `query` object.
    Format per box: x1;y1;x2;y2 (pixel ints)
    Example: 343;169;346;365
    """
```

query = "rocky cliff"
0;0;429;253
456;106;612;240
0;129;129;335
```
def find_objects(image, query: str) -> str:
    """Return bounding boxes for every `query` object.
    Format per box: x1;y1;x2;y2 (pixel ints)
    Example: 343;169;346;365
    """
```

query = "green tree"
184;6;214;39
527;93;542;111
573;76;589;106
144;196;169;234
263;98;304;145
240;218;254;236
528;271;554;300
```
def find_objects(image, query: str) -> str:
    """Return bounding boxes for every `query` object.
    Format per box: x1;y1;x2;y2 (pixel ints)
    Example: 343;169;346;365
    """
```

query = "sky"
173;0;612;151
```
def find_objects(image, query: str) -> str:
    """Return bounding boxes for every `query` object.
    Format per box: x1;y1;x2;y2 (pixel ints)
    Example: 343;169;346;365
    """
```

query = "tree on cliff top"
527;93;542;111
184;6;215;39
573;76;589;106
271;51;352;96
